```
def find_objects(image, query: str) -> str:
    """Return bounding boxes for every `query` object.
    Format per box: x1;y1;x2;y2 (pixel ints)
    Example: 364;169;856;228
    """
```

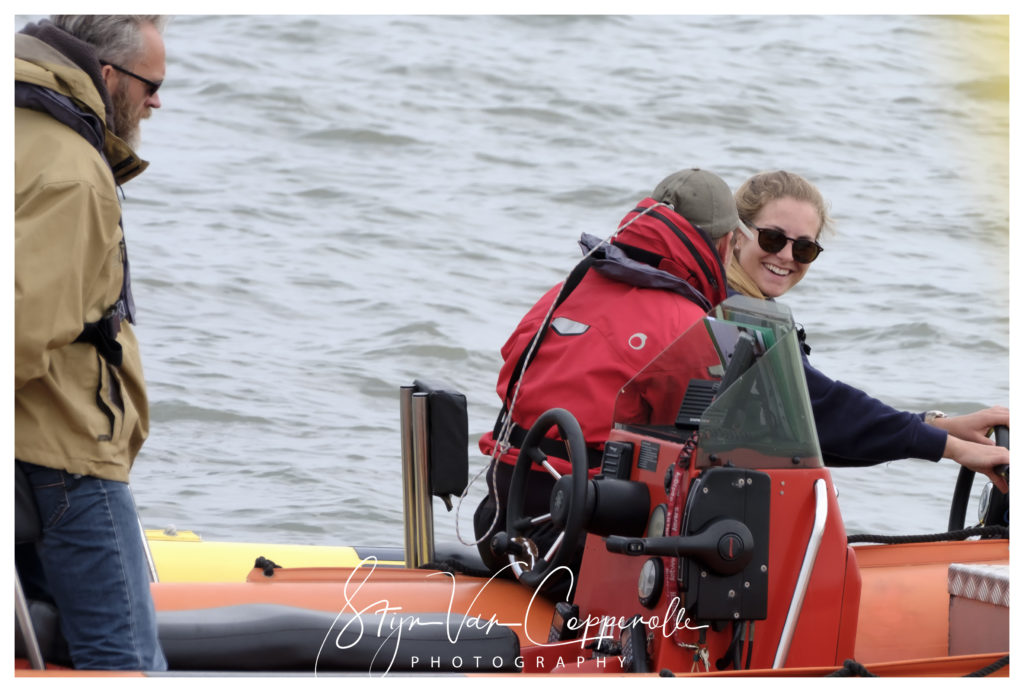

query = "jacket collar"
15;25;149;185
579;232;715;312
601;198;729;307
18;21;114;130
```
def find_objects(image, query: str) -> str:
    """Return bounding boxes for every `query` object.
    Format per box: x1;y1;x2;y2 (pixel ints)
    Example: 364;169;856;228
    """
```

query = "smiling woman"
735;198;823;297
728;170;832;300
725;170;1009;492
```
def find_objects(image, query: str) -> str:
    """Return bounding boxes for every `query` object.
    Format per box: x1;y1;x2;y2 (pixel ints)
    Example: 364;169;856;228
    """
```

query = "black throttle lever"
605;518;754;576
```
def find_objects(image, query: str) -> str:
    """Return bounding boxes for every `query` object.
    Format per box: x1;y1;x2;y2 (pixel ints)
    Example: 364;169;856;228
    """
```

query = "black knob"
717;533;744;561
490;531;516;556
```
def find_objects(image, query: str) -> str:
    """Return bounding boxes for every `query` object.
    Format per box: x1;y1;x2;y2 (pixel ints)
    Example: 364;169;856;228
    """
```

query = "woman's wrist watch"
924;410;948;424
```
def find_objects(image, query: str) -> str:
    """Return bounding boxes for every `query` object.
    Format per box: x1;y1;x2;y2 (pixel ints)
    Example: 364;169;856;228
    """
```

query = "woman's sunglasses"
752;226;823;264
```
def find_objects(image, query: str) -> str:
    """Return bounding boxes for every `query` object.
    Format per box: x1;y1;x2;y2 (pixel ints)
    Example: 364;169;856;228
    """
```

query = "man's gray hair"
50;15;168;66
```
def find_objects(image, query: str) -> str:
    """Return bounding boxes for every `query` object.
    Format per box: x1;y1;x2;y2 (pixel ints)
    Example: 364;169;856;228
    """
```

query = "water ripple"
12;14;1002;546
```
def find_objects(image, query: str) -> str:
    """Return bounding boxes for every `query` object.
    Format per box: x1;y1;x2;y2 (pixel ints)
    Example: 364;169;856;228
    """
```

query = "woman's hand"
944;435;1009;494
930;406;1009;445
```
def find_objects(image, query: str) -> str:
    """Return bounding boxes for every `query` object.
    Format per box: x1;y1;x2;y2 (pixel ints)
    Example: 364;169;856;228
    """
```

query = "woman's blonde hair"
734;170;834;240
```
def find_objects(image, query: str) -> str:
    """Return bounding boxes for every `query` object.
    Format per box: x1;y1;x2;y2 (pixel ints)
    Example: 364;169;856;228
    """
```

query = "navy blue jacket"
802;355;946;467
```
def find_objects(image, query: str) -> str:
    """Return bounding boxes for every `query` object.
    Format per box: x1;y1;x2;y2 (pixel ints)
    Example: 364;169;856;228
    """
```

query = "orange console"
560;426;861;673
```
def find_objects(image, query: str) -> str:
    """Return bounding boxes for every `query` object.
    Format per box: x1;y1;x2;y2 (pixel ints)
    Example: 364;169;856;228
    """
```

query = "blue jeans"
16;461;167;671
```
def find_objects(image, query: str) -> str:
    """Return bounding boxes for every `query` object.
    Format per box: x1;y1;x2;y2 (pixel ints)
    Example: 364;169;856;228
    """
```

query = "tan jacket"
15;34;150;482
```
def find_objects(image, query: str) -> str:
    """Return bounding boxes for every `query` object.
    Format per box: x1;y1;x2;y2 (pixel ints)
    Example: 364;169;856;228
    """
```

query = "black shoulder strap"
500;254;596;408
15;82;104;151
493;253;597;443
632;206;719;291
73;308;125;367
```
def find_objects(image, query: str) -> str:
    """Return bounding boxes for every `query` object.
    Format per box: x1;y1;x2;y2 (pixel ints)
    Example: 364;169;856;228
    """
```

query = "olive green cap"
652;168;753;240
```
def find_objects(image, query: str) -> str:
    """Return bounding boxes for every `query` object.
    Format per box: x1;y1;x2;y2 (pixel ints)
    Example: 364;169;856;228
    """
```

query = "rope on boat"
253;556;282;577
827;659;878;677
964;654;1009;677
663;656;1009;678
419;558;494;579
846;525;1008;545
827;654;1008;678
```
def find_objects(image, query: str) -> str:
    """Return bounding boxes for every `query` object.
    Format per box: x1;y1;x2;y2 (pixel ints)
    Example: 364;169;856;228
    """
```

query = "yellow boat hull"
145;529;403;582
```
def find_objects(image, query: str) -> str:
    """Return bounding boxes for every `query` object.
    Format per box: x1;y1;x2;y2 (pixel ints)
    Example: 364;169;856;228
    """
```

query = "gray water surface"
15;14;1010;546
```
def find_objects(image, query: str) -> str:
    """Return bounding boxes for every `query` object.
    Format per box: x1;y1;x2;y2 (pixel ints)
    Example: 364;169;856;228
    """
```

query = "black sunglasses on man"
100;59;161;97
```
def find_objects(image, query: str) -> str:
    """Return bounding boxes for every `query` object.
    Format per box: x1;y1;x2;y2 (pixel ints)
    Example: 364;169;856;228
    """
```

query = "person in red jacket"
474;168;751;573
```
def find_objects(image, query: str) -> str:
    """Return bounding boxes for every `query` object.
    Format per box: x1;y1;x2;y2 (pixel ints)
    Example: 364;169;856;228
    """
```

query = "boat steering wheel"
947;425;1009;531
504;408;589;590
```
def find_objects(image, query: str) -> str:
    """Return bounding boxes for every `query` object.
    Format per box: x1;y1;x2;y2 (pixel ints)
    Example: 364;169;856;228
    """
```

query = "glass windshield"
612;295;822;470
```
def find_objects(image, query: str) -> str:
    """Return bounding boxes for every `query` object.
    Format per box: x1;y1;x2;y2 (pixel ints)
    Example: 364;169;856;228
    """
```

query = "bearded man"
15;15;168;670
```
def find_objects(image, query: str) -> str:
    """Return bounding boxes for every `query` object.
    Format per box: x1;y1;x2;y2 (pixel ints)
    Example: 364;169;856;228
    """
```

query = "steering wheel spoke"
511;513;552;531
543;531;566;564
540;459;563;480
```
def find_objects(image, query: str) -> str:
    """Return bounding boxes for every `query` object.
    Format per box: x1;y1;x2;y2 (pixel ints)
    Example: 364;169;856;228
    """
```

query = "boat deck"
851;539;1008;663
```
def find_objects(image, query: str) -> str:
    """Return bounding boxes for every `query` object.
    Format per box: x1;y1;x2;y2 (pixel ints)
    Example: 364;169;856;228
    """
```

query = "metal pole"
411;392;435;567
773;478;828;668
130;487;159;583
15;569;46;670
399;385;417;567
139;517;158;583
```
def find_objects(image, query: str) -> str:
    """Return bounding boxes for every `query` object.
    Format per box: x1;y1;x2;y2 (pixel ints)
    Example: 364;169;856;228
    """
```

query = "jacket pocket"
93;352;123;443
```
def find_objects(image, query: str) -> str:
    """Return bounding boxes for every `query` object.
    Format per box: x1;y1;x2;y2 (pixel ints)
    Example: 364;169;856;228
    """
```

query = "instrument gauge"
646;503;667;538
637;558;663;609
978;483;992;523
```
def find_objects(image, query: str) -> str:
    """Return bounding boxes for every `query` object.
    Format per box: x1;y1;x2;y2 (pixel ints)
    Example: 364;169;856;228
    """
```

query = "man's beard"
111;83;142;150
